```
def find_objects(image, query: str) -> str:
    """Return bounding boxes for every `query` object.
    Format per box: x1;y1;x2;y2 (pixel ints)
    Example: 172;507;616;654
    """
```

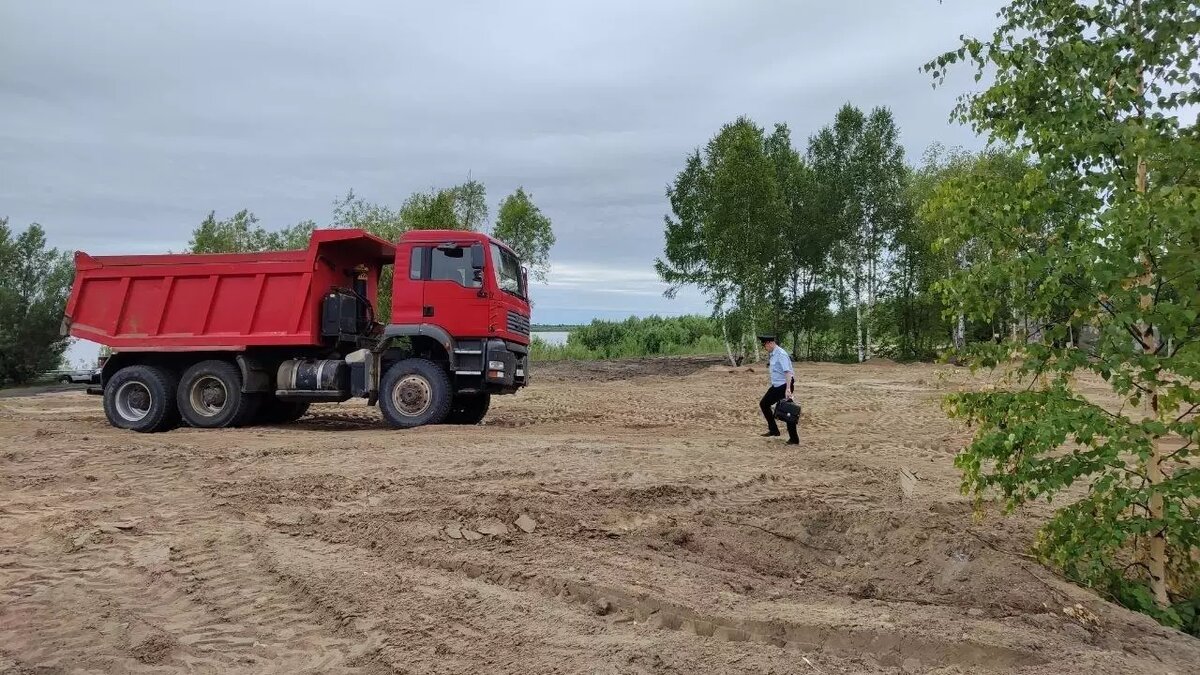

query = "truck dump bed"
66;229;396;351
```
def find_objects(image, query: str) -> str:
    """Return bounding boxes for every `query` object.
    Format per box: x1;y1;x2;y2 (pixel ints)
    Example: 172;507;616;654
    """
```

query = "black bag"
773;399;801;425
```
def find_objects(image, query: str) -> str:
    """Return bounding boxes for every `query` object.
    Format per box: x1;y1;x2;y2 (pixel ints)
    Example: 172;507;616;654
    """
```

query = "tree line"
656;106;1031;364
0;218;73;385
531;314;726;361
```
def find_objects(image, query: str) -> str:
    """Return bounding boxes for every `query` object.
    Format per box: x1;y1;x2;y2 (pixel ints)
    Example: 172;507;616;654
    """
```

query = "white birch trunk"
854;284;865;363
720;312;736;367
865;254;875;361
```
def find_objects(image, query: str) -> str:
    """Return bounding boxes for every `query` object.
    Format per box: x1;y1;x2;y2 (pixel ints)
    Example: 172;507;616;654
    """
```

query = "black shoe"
786;439;800;445
761;431;780;437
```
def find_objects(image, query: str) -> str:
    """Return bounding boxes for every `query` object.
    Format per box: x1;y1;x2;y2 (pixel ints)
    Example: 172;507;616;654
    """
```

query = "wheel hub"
114;381;152;421
190;376;228;417
393;375;432;416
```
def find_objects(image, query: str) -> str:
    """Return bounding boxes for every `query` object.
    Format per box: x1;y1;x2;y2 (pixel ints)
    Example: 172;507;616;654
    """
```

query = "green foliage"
396;180;488;232
807;104;910;362
188;210;314;253
492;187;555;283
882;144;1032;360
0;218;74;385
930;0;1200;631
452;179;488;231
659;110;934;365
656;116;790;361
398;188;459;230
331;190;406;240
529;336;601;362
532;315;725;361
766;123;837;354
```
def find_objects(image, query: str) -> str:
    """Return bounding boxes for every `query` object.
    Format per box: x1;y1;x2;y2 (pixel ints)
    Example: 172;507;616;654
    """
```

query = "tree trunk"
1128;0;1166;605
720;312;736;367
1126;0;1167;608
868;253;878;360
791;271;800;356
1143;310;1168;610
1138;166;1169;610
854;257;865;363
855;292;864;362
1147;417;1169;610
750;314;760;363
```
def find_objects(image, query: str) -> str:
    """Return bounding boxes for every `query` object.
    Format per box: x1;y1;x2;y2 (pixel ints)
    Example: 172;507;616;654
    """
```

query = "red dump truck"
65;229;531;432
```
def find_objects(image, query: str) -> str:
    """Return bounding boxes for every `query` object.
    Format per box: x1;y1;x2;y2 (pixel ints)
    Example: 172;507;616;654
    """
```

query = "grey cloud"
2;0;1002;340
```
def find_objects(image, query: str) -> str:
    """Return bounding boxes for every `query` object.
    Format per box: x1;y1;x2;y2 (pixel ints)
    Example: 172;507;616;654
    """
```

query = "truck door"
421;242;489;338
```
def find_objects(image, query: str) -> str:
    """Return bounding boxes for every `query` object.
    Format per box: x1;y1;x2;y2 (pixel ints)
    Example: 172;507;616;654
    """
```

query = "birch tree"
656;117;785;365
931;0;1200;631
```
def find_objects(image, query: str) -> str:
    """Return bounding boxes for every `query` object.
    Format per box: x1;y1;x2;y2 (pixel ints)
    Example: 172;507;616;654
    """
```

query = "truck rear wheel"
445;393;490;425
177;360;259;428
103;365;179;433
379;358;452;428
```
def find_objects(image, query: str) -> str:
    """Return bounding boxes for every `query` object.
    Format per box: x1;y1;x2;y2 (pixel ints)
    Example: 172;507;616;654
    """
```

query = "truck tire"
59;375;73;384
103;365;180;433
445;393;490;425
177;360;259;429
256;396;310;425
379;358;452;428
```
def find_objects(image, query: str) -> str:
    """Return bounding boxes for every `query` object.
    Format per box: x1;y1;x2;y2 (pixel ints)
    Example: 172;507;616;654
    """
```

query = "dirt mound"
0;361;1196;674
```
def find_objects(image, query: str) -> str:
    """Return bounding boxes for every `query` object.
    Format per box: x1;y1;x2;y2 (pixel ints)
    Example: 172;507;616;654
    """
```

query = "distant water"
533;331;569;346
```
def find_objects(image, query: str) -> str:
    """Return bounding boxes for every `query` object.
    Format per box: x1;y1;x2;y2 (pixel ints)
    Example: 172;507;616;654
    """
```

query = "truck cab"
384;230;531;397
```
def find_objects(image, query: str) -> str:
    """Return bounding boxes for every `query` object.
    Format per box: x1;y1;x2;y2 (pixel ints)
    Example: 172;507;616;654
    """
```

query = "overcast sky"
2;1;1003;362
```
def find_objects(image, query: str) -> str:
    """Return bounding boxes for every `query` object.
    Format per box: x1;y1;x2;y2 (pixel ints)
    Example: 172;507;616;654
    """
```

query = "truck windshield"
490;243;525;299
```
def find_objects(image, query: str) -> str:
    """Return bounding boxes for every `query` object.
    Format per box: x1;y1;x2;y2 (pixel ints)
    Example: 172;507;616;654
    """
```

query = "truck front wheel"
379;358;452;428
103;365;179;433
445;393;490;425
177;360;259;428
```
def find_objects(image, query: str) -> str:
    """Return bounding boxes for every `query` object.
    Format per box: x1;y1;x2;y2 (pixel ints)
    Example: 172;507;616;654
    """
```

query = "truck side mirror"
469;243;486;290
470;243;485;270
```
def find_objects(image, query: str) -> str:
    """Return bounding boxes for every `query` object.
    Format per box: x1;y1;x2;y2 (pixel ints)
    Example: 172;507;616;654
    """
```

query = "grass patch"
529;315;727;361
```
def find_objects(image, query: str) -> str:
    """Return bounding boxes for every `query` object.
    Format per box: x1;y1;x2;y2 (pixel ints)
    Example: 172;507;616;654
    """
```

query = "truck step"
274;389;352;403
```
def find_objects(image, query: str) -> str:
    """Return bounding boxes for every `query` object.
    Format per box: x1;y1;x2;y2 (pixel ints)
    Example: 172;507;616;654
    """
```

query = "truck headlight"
487;360;505;370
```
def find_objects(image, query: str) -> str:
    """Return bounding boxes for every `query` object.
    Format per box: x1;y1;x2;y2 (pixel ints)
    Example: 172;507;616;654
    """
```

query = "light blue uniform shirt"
768;346;793;387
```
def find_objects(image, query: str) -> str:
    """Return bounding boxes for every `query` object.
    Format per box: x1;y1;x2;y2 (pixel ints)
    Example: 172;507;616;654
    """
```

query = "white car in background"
50;369;96;384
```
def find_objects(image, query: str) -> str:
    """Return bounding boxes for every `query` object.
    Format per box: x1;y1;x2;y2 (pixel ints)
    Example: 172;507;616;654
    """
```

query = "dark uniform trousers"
760;384;799;442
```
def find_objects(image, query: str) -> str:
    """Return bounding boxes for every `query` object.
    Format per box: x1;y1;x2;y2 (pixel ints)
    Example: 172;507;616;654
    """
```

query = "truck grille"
507;310;530;336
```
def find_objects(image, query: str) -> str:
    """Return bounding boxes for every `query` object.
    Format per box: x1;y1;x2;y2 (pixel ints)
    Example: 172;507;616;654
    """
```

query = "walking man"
757;335;799;445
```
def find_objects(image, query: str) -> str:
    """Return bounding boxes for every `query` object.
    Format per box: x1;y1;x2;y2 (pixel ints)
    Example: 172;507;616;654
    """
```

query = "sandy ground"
1;357;1197;674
